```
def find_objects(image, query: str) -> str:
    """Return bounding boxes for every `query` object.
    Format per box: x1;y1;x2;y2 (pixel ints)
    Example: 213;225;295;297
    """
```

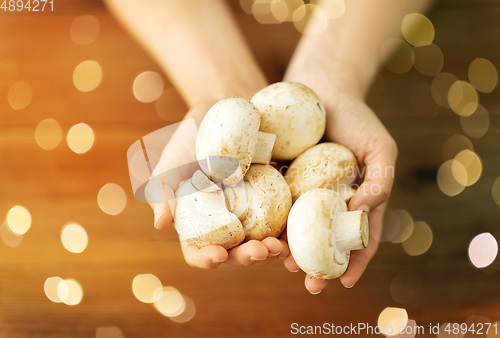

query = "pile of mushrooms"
171;82;369;280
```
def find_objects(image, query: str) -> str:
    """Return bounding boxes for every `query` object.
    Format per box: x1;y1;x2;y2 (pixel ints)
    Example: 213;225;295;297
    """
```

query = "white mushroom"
251;82;326;160
173;171;245;250
285;142;358;203
196;98;276;185
226;164;292;241
287;189;369;279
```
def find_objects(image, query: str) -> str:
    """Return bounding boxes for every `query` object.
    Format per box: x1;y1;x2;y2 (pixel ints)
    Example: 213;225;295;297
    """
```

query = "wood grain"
0;0;499;337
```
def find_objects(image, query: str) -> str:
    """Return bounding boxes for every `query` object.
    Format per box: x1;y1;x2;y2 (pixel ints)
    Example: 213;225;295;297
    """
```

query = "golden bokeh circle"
460;104;490;138
402;13;435;46
8;81;32;110
35;118;63;151
453;149;482;187
377;307;408;336
6;205;32;235
448;81;479;117
133;71;164;103
97;183;127;216
67;123;94;154
132;274;163;303
73;60;102;92
413;43;444;76
437;160;466;197
70;15;100;45
402;221;433;256
468;58;498;93
61;222;88;254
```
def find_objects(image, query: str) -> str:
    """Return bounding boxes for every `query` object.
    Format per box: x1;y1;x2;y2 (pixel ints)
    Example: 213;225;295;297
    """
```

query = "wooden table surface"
0;0;499;337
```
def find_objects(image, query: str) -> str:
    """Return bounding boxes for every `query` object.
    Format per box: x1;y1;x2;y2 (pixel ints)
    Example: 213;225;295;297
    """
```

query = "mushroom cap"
196;98;261;185
287;189;349;279
241;164;292;241
285;142;357;202
251;82;326;160
173;177;245;250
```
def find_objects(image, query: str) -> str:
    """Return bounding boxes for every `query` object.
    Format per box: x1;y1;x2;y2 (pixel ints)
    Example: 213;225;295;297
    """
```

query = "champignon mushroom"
285;142;358;203
287;189;369;279
173;170;245;250
250;82;326;160
196;98;276;185
225;164;292;241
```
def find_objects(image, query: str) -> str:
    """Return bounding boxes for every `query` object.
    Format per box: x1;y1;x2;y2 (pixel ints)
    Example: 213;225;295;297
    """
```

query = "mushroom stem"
334;210;369;252
252;131;276;164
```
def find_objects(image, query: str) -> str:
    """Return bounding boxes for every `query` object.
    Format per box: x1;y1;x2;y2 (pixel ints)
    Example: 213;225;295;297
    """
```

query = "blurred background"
0;0;499;337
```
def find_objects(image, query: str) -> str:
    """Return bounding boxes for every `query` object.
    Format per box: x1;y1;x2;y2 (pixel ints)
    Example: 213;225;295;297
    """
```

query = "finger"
339;203;385;288
149;184;176;230
283;253;300;273
277;239;290;259
180;241;228;269
226;240;269;267
261;237;283;257
349;139;397;213
304;275;330;294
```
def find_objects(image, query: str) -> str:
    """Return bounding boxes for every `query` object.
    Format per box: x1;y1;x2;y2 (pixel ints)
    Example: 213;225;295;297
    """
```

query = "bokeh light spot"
381;38;414;74
70;15;100;45
61;222;88;254
6;205;32;235
431;72;459;109
493;177;500;208
8;81;32;110
402;13;434;46
0;221;23;247
442;134;474;161
154;286;186;317
468;58;498;93
44;277;66;303
98;183;127;215
73;60;102;92
59;279;83;306
67;123;94;154
413;44;444;76
35;118;63;151
453;149;482;186
390;210;414;244
378;307;408;336
313;0;344;19
460;104;490;139
448;81;478;117
438;160;466;197
169;295;196;323
293;4;328;35
468;233;498;268
402;221;432;256
129;149;159;182
132;274;163;303
133;71;164;103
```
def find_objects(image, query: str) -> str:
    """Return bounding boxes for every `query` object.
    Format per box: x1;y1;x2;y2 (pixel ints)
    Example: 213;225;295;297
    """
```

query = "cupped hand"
281;86;397;293
150;100;286;269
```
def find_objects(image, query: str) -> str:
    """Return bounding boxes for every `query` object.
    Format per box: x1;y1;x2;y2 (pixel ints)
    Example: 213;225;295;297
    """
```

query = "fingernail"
357;204;370;214
154;204;164;227
287;268;300;273
212;259;226;264
250;256;266;262
268;253;279;257
309;290;322;295
343;283;355;289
